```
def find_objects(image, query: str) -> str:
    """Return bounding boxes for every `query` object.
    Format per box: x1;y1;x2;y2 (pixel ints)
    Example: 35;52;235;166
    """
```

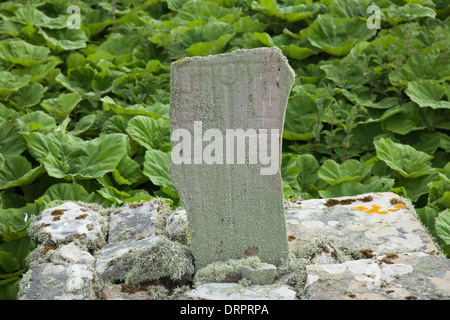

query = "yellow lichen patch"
388;208;399;212
395;203;405;209
354;204;389;214
365;204;388;214
174;58;185;63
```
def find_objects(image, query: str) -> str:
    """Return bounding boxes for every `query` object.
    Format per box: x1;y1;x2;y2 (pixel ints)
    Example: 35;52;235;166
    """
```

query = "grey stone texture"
28;201;107;250
18;193;450;300
305;252;450;300
169;47;294;268
18;263;96;300
285;192;439;256
95;235;162;282
107;200;160;243
185;283;297;300
241;263;277;285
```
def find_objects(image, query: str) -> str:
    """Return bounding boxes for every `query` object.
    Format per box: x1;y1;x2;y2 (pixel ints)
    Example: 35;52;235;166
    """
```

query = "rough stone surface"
286;192;439;256
108;200;159;243
28;201;107;250
186;283;297;300
242;263;277;285
305;252;450;300
169;47;294;268
54;243;96;266
165;208;189;244
18;263;96;300
18;192;450;300
95;235;162;281
102;284;151;300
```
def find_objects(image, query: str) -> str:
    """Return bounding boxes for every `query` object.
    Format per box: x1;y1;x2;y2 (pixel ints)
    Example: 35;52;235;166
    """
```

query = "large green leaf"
27;132;128;180
112;155;146;186
389;55;450;85
281;153;300;194
318;159;371;185
101;96;168;119
9;82;46;109
143;150;175;190
70;114;96;137
381;3;437;25
330;0;372;18
13;7;67;29
0;155;45;190
0;123;26;158
0;40;50;67
11;58;61;83
40;92;83;119
80;8;113;37
14;111;56;135
307;15;377;56
179;21;235;56
0;154;4;172
296;154;322;192
0;208;29;243
395;172;439;202
251;0;320;22
126;116;171;151
97;33;136;57
319;178;394;198
0;252;19;274
0;71;30;98
252;32;315;60
283;84;318;141
405;80;450;110
374;138;435;178
436;209;450;245
38;28;88;52
0;237;35;270
43;183;90;202
177;0;240;21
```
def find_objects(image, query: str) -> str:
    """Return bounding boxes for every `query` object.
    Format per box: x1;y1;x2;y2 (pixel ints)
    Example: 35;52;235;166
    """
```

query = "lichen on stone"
146;284;191;300
193;256;261;287
117;236;194;286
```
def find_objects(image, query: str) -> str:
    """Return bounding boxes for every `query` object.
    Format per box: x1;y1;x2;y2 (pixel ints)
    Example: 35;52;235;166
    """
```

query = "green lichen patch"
193;256;261;287
118;236;194;286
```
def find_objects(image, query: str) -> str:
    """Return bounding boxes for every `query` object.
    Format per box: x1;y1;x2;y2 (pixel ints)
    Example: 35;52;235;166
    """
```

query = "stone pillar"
169;47;294;268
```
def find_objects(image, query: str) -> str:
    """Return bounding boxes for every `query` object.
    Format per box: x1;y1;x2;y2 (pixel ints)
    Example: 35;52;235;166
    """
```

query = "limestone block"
28;201;107;250
186;283;297;300
108;200;159;243
18;263;96;300
285;192;439;255
305;252;450;300
241;263;277;285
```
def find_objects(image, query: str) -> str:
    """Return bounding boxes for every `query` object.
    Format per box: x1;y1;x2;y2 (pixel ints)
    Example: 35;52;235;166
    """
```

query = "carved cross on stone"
169;47;295;268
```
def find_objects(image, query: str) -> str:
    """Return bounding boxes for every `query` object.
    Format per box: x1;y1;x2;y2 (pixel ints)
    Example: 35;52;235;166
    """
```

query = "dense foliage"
0;0;449;299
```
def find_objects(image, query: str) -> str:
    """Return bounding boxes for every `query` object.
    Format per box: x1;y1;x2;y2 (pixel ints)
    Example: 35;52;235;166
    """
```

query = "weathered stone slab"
242;263;277;285
28;201;107;250
27;242;95;267
95;235;162;281
108;200;159;243
18;263;96;300
169;47;294;268
95;235;194;285
285;192;439;255
165;208;189;244
102;284;151;300
186;283;297;300
305;252;450;300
